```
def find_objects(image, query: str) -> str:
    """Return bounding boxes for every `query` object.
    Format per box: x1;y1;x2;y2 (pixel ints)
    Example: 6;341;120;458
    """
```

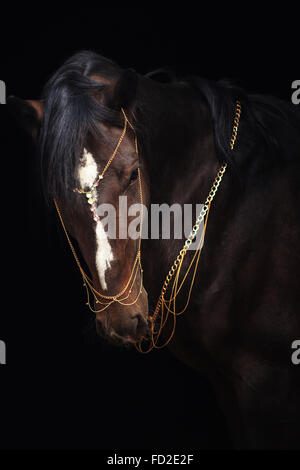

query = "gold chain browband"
54;101;242;353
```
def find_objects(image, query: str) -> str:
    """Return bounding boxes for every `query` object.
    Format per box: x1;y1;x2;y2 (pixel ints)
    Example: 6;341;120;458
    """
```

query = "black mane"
40;51;124;199
187;76;300;169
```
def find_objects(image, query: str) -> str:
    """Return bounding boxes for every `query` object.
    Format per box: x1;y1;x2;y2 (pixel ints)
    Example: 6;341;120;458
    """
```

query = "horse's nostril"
132;314;148;336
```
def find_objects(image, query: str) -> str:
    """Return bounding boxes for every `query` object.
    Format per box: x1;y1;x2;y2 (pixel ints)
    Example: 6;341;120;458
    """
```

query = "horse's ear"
6;96;44;140
104;69;138;111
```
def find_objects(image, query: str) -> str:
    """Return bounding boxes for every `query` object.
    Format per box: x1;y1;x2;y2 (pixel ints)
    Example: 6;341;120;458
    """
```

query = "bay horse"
8;51;300;449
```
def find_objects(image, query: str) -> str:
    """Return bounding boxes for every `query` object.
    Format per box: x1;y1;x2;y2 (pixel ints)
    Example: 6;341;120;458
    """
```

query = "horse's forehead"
84;124;136;168
78;148;98;188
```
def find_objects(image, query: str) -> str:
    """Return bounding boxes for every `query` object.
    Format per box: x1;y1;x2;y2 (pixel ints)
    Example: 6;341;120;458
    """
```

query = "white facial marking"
78;148;114;291
78;148;98;189
95;221;114;291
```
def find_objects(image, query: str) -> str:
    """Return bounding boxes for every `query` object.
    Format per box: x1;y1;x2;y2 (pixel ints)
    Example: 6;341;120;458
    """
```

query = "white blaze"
78;148;98;189
78;148;114;291
95;221;114;291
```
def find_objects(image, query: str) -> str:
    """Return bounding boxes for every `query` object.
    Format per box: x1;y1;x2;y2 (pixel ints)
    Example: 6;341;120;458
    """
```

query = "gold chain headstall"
54;109;144;313
54;101;242;352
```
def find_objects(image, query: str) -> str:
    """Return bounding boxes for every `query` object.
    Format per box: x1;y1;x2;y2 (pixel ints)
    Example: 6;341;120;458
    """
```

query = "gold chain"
136;100;241;353
149;164;227;320
230;101;241;150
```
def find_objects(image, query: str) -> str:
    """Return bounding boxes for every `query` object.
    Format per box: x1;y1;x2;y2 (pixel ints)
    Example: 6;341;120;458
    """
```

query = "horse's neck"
140;79;219;205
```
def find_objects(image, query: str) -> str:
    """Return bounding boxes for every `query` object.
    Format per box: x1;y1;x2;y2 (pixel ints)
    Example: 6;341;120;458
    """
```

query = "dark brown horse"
8;51;300;449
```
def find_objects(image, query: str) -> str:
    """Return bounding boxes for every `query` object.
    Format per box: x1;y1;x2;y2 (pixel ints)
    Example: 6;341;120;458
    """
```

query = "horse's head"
9;52;150;345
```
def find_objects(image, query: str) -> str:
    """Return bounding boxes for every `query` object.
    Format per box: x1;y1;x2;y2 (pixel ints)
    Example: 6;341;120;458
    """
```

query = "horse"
8;50;300;449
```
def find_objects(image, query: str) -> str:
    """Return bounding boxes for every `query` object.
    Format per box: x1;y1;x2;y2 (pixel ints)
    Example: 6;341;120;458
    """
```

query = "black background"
0;7;298;451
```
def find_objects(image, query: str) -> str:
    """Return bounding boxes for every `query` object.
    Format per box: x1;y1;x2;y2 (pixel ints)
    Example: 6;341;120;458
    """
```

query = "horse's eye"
129;168;139;183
